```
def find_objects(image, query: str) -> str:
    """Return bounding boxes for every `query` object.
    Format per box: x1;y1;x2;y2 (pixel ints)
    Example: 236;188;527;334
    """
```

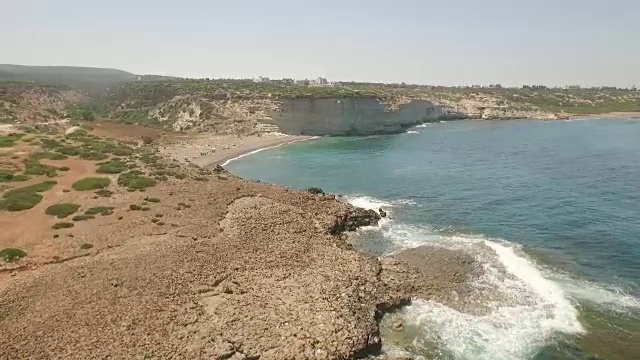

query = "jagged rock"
306;187;324;195
379;208;387;218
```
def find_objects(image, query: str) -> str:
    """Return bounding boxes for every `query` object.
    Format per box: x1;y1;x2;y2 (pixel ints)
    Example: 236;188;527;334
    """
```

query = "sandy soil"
158;133;314;168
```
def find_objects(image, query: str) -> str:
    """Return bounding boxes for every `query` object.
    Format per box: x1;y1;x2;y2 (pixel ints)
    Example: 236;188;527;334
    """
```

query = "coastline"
158;133;315;168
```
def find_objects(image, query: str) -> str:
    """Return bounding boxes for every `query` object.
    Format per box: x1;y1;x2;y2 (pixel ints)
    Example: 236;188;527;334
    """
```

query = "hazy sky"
3;0;640;86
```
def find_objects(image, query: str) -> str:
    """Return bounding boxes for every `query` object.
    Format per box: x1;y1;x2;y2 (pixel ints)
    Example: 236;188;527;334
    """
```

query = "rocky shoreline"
0;151;476;360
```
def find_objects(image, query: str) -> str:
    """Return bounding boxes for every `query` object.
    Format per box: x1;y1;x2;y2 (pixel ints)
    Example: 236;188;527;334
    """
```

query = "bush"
0;248;27;262
0;134;23;148
0;181;56;211
85;206;115;216
31;152;68;160
45;203;80;218
72;177;110;191
96;160;128;174
79;243;94;250
58;166;70;171
23;159;58;177
72;214;95;221
144;197;161;203
129;204;142;211
79;151;108;161
0;170;30;183
193;176;209;182
95;189;113;198
142;136;154;145
52;222;74;229
117;172;156;190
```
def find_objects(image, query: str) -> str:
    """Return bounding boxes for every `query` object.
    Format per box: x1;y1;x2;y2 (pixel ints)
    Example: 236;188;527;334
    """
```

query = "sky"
3;0;640;87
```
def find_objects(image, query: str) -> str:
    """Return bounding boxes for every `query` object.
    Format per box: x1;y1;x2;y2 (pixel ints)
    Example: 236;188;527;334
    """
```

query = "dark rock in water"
329;207;381;234
379;208;387;218
306;187;324;195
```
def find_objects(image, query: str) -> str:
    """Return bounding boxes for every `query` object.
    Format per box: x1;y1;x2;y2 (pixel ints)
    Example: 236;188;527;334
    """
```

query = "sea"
226;117;640;360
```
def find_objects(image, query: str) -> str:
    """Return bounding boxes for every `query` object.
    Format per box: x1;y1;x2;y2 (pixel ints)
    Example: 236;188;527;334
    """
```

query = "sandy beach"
159;133;315;168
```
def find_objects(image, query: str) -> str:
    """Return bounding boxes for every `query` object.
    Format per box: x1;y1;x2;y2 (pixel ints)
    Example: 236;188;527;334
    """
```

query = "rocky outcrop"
380;246;479;313
0;175;420;360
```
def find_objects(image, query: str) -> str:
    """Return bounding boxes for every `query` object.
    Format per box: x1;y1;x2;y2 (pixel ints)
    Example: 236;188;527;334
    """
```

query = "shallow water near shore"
227;117;640;360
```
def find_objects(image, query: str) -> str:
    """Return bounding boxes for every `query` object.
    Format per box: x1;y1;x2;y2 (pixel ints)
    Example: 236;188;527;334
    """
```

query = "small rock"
393;320;403;331
379;208;387;218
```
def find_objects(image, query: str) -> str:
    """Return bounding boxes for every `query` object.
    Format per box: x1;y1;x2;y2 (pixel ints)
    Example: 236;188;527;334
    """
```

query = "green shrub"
112;146;133;156
55;146;81;156
96;160;128;174
79;151;108;161
58;166;70;171
0;192;43;211
0;134;23;148
85;206;115;216
45;203;80;218
23;159;58;177
72;214;95;221
72;177;110;191
0;170;30;183
0;181;56;211
193;176;209;182
95;189;113;197
129;204;142;211
79;243;94;250
141;207;150;211
31;152;68;160
0;248;27;262
52;222;74;229
117;172;156;190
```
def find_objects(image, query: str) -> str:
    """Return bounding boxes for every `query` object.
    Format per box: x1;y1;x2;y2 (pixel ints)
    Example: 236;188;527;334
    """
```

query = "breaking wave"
364;221;638;359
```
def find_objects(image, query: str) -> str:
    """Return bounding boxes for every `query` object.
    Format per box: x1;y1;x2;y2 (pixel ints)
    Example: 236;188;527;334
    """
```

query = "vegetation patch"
72;214;95;221
0;133;23;148
79;243;94;250
94;189;113;197
72;177;110;191
23;158;58;177
0;170;30;183
144;197;161;203
0;180;56;211
31;151;67;161
79;151;109;161
129;204;142;211
0;248;27;262
96;159;128;174
52;222;74;229
85;206;115;216
118;171;156;190
45;203;81;218
57;166;70;171
193;176;209;182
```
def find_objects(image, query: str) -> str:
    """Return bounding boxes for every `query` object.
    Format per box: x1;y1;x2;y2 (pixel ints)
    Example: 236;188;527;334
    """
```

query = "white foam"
378;223;585;360
552;276;640;313
416;123;435;128
406;130;419;134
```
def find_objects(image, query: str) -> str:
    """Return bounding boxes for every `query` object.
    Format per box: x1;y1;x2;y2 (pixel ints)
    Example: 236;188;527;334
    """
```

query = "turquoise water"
227;118;640;360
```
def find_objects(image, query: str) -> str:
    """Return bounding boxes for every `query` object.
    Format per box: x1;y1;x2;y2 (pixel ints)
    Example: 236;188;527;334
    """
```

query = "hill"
0;64;137;93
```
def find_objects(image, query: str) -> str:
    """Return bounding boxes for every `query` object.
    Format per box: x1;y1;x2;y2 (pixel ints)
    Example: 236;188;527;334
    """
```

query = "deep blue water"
227;118;640;360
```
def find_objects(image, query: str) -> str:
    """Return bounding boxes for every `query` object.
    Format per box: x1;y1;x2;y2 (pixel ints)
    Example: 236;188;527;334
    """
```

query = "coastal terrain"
1;65;639;359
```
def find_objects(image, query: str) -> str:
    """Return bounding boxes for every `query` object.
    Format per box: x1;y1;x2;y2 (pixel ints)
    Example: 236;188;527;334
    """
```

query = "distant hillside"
0;64;138;92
